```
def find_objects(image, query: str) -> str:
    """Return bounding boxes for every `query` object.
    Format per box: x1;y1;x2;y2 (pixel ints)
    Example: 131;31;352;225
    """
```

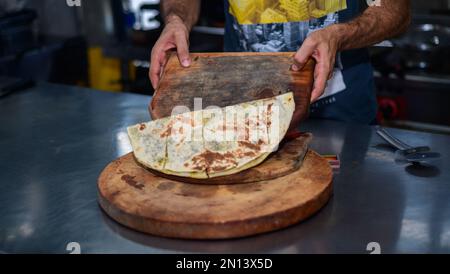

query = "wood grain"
98;149;333;240
150;52;315;131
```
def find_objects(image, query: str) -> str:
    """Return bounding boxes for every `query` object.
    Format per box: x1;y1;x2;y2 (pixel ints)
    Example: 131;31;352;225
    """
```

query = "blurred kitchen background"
1;0;449;134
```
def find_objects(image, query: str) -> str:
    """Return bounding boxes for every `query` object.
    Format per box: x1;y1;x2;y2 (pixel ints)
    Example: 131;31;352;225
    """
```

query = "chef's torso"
224;0;378;124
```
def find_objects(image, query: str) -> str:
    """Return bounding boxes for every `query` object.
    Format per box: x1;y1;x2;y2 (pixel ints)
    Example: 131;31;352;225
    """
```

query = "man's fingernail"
182;60;190;67
291;64;299;71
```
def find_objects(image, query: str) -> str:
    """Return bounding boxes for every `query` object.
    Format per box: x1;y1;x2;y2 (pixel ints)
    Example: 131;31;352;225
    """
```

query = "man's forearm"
161;0;201;31
331;0;411;51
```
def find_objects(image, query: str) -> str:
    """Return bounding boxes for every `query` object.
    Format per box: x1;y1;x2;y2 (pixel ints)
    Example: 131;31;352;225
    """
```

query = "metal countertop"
0;83;449;254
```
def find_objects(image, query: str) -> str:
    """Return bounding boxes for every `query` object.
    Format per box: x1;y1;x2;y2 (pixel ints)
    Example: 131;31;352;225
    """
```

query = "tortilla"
163;110;208;179
127;117;171;171
266;91;294;148
127;92;295;179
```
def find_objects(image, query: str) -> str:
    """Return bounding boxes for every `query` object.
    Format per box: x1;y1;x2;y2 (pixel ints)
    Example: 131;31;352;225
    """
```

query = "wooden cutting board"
98;146;333;240
98;54;323;239
150;52;315;130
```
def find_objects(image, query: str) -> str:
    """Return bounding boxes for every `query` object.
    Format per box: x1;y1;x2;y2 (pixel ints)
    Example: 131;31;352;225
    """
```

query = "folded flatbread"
127;92;295;179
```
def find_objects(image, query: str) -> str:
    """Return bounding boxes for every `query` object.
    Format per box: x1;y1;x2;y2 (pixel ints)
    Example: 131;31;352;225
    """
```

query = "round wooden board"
98;150;333;240
145;133;312;185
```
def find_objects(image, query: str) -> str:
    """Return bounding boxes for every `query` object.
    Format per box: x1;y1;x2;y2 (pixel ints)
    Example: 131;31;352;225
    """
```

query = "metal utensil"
376;126;441;163
401;151;441;163
376;127;430;153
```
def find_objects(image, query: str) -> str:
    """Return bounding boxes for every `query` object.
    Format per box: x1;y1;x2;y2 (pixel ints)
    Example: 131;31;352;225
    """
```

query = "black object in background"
0;9;37;56
200;0;225;27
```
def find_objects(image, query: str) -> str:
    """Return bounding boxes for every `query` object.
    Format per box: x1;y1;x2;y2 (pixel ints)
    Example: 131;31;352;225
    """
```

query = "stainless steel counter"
1;83;449;254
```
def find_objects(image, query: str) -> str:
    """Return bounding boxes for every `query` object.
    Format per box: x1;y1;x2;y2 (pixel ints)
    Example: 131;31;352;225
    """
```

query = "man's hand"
149;15;191;89
291;0;411;103
292;29;339;103
149;0;200;90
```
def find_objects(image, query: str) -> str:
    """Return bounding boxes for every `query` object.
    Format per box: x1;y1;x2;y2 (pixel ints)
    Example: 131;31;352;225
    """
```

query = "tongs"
376;126;441;164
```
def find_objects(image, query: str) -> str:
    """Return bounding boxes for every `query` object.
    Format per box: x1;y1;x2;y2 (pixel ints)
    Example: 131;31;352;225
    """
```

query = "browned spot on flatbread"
267;103;273;127
191;164;205;171
179;115;194;126
190;150;238;172
160;122;173;138
211;165;227;172
267;103;273;113
215;122;226;132
139;123;146;131
121;175;144;190
238;141;262;151
242;151;257;157
245;118;250;140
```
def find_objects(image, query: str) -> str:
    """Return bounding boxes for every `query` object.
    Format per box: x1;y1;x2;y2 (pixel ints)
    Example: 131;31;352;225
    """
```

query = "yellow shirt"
229;0;347;25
